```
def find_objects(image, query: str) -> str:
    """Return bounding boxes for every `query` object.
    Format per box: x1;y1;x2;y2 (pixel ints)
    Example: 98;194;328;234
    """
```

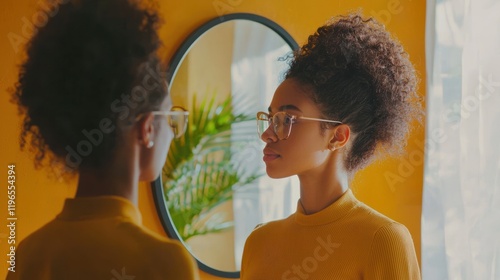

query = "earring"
329;145;336;152
147;140;154;148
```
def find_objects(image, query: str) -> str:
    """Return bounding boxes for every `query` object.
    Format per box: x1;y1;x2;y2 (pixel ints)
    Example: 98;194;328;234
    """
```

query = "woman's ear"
328;124;350;151
137;113;156;148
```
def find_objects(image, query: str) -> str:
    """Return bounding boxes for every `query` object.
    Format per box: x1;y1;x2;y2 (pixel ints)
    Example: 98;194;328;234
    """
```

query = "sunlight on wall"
0;1;425;279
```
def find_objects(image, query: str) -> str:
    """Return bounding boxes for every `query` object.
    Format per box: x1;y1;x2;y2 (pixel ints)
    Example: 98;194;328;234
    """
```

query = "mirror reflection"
159;17;299;275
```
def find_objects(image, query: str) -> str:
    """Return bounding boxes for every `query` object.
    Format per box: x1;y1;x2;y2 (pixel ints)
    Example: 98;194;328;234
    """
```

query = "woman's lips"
263;148;280;162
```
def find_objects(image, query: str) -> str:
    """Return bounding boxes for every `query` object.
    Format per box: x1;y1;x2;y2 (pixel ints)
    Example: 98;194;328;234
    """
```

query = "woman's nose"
260;124;278;143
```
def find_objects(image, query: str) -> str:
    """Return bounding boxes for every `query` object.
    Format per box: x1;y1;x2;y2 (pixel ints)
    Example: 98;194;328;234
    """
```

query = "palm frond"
162;92;262;241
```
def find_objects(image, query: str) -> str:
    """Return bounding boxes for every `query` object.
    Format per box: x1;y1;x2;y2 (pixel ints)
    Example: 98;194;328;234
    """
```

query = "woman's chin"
265;168;290;179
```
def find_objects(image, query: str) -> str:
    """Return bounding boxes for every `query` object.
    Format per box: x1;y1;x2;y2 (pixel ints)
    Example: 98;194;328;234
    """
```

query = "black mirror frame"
151;13;298;278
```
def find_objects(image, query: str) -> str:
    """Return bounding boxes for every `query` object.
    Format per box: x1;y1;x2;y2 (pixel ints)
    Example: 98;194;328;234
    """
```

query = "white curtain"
423;0;500;279
230;20;299;270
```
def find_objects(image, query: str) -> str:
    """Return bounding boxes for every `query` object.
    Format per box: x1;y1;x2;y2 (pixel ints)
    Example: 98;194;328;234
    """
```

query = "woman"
8;0;198;279
241;14;421;279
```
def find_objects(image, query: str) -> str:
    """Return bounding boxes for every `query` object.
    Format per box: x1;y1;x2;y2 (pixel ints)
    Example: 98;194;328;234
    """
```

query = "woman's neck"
298;155;350;215
75;152;139;205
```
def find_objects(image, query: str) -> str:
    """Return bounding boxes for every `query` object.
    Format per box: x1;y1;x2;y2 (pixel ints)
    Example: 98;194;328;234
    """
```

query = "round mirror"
152;13;298;278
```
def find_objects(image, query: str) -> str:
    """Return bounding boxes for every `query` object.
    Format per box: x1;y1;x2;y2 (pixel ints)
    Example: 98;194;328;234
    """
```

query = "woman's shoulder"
19;217;193;259
249;214;295;234
244;215;295;247
136;231;198;279
362;217;420;278
349;200;403;230
119;219;190;253
14;221;199;280
83;220;199;278
347;202;415;247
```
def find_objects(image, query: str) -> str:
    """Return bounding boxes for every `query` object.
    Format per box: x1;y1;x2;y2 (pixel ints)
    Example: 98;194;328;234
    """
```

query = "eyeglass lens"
168;107;188;138
257;112;292;140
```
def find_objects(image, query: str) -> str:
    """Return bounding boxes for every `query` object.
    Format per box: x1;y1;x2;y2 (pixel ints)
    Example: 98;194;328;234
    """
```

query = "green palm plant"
162;92;262;241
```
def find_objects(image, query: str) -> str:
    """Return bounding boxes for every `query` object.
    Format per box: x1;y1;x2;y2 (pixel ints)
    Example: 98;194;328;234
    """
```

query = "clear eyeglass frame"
256;111;342;140
137;106;189;138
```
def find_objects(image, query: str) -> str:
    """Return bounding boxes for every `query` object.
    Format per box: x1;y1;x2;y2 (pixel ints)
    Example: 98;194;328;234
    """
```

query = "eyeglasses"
257;111;342;140
136;106;189;138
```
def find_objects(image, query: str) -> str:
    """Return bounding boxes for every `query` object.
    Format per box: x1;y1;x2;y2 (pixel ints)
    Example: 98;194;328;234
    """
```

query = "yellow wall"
0;0;425;279
170;20;234;109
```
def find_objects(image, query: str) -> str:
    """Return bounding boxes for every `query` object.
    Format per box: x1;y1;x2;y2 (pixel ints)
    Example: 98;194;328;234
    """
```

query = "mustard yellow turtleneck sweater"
241;189;420;280
6;196;199;280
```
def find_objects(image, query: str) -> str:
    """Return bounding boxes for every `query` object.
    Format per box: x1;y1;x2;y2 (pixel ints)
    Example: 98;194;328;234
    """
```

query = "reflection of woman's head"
14;0;166;172
285;13;421;172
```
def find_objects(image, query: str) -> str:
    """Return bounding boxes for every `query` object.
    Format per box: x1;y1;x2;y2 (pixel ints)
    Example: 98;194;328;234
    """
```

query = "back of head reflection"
8;0;198;279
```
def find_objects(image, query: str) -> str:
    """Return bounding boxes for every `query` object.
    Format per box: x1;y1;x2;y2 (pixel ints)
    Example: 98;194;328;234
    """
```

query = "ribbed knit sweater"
241;189;420;280
7;196;198;280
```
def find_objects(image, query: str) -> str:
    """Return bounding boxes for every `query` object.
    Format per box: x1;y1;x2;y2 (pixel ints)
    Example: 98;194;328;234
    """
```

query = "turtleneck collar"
57;195;142;224
295;189;359;226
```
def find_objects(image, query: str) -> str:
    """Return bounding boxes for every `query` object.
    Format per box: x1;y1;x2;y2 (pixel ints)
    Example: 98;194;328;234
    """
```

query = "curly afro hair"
13;0;166;172
285;13;422;172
